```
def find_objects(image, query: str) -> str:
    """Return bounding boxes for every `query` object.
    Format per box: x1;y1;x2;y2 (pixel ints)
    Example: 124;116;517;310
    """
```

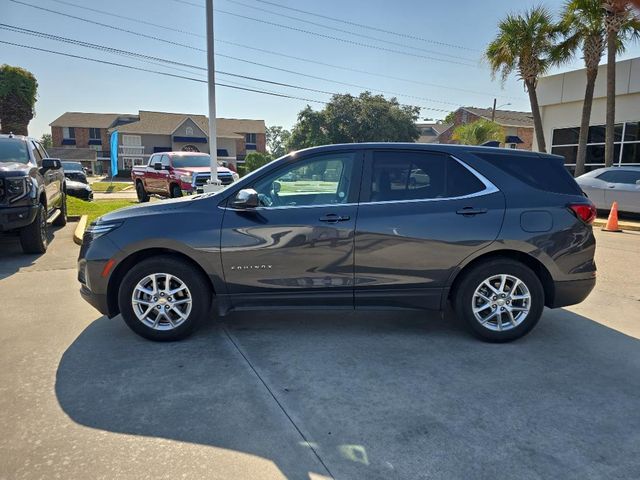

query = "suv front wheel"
118;257;212;341
19;202;48;254
453;259;544;342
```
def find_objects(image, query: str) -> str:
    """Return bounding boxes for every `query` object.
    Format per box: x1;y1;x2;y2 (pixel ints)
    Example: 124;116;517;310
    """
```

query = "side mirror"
636;179;640;186
272;180;281;194
231;188;259;209
42;158;62;170
153;162;163;171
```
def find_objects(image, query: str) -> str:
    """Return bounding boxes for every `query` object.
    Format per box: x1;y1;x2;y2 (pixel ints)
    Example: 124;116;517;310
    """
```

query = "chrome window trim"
224;155;499;211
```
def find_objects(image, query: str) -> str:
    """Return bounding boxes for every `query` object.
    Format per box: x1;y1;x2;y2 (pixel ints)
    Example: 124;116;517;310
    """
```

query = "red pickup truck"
131;151;238;202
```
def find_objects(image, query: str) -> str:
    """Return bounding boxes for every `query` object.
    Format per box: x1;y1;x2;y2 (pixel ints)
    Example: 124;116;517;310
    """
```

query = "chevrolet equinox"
78;144;596;342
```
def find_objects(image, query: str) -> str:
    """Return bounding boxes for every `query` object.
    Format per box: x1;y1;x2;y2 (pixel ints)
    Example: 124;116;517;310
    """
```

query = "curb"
593;218;640;232
73;215;88;245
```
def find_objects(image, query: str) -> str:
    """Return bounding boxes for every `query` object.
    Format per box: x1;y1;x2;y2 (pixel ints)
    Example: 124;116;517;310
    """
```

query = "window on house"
246;133;257;144
63;127;75;139
185;126;194;136
89;128;101;140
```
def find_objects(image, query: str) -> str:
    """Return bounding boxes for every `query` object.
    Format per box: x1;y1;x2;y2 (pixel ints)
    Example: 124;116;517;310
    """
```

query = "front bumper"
0;204;37;231
548;277;596;308
80;284;110;316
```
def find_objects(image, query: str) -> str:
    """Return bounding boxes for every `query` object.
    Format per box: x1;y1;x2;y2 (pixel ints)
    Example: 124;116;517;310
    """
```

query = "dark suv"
0;134;67;253
78;144;596;342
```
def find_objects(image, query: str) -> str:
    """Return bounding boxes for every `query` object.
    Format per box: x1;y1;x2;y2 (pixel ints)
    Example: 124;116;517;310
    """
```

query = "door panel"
220;150;362;308
605;183;640;214
354;149;505;310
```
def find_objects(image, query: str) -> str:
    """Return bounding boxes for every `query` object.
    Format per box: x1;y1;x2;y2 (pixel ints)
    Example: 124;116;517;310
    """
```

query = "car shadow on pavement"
55;309;640;480
0;226;66;281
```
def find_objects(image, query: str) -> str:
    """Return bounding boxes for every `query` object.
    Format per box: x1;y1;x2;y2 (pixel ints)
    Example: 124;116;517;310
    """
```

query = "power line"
221;0;477;63
36;0;521;100
0;40;327;104
173;0;478;52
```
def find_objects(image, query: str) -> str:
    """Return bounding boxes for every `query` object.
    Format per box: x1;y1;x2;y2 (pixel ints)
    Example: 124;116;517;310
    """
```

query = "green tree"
0;65;38;135
443;111;457;125
287;92;420;151
451;119;505;145
244;151;273;173
40;133;52;149
486;6;566;153
265;125;292;158
602;0;640;167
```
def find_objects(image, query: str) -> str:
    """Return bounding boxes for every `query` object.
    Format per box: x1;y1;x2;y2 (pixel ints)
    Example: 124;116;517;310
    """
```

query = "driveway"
1;226;639;479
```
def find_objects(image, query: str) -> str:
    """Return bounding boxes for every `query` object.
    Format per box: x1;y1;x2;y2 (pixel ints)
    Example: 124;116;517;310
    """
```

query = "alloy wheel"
471;274;531;332
131;273;193;331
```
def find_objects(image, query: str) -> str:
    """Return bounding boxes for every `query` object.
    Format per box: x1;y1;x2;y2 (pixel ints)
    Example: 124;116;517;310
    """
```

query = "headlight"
85;221;122;240
179;174;193;183
232;172;240;182
6;178;29;202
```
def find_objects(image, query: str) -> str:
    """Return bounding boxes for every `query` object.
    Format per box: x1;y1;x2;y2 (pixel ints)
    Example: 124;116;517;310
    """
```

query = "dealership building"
534;56;640;173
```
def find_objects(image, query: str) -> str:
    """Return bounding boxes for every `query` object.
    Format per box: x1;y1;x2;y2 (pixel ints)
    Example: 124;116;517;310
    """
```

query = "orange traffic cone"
602;201;622;232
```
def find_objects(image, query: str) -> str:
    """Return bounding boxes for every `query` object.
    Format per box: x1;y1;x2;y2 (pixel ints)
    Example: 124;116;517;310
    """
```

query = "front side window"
251;153;355;207
161;155;170;168
369;151;485;202
30;141;43;164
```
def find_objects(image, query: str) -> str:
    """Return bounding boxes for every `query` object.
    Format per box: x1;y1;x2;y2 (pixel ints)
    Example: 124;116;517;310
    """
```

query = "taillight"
568;202;597;224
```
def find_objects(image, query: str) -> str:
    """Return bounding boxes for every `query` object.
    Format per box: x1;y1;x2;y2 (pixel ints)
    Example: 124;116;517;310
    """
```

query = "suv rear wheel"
19;202;48;254
118;257;211;341
453;259;544;342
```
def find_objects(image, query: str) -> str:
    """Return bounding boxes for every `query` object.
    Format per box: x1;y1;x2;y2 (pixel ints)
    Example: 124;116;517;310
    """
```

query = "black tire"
170;184;182;198
453;258;544;342
53;192;67;226
19;203;48;254
118;256;212;341
136;181;149;203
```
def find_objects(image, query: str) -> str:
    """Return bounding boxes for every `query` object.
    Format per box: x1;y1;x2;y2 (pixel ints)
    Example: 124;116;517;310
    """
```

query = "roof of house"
110;111;265;138
49;112;124;129
46;147;97;161
462;107;534;128
417;122;453;135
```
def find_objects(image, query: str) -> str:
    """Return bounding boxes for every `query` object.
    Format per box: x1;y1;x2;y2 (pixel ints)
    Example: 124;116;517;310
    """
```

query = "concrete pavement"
1;226;640;479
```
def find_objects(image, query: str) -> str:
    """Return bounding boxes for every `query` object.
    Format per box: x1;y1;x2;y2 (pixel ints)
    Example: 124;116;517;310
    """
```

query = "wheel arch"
106;248;215;317
447;250;555;308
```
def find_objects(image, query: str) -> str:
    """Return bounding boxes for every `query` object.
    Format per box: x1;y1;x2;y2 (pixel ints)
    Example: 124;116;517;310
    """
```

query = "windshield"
0;139;29;164
172;155;213;168
62;162;83;171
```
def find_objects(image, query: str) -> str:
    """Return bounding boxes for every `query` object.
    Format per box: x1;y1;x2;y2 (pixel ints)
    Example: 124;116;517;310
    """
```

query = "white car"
576;167;640;214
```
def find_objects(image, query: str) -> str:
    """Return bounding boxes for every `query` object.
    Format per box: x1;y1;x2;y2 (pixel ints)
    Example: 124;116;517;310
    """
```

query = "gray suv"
78;144;596;342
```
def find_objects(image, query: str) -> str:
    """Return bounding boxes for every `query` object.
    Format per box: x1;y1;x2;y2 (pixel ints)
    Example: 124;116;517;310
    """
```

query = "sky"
2;0;640;139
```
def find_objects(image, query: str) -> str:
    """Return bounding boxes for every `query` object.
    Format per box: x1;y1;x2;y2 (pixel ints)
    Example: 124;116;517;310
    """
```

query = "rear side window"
597;169;640;185
369;151;485;202
475;152;582;195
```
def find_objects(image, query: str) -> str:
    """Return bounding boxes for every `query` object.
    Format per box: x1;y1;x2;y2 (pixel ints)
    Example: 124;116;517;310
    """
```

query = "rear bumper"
548;277;596;308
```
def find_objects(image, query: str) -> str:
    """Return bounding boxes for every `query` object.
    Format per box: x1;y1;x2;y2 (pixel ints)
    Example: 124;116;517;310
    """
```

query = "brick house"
438;107;534;150
50;111;266;174
415;122;453;144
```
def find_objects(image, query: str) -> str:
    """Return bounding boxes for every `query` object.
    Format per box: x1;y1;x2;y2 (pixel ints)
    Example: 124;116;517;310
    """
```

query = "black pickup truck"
0;134;67;253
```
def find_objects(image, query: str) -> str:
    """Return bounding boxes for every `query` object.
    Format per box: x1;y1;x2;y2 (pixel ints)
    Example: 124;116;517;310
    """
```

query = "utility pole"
491;98;497;122
204;0;219;192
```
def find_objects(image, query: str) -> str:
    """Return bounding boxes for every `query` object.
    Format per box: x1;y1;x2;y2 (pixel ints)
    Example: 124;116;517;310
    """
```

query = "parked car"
576;166;640;214
131;152;239;202
0;134;67;253
78;144;596;343
65;179;93;201
61;161;88;184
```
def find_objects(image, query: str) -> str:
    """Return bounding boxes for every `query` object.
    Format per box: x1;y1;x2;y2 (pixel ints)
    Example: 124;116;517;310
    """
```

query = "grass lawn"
67;196;138;224
90;182;133;193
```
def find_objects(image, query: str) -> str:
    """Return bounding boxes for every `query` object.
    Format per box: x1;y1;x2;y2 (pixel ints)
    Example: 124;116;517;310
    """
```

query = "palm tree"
0;65;38;135
452;119;505;145
560;0;606;176
602;0;640;167
486;6;566;153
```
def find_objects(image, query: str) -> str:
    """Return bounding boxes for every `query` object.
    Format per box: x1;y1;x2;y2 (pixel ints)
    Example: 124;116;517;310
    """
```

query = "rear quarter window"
474;152;582;195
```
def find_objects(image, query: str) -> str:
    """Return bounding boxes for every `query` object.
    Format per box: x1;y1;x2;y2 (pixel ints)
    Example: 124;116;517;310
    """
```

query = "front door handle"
319;213;350;223
456;207;488;216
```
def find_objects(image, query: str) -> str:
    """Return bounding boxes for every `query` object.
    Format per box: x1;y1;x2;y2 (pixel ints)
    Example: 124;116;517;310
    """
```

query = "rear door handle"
319;213;350;223
456;207;488;216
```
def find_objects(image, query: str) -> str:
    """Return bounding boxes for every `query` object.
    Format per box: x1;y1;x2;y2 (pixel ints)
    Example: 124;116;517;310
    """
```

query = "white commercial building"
535;56;640;173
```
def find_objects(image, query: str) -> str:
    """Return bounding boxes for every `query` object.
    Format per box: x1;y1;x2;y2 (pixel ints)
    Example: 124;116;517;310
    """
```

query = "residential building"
50;110;266;174
536;56;640;173
46;147;97;167
415;122;452;144
438;107;534;150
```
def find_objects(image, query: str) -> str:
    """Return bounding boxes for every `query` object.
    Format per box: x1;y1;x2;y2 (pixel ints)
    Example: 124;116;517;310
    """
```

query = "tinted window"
62;161;83;171
588;124;623;143
161;155;170;167
252;153;355;207
0;138;30;164
369;151;485;202
551;146;577;165
552;127;580;145
597;169;640;185
30;141;43;164
621;144;640;164
172;155;211;168
476;152;583;195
